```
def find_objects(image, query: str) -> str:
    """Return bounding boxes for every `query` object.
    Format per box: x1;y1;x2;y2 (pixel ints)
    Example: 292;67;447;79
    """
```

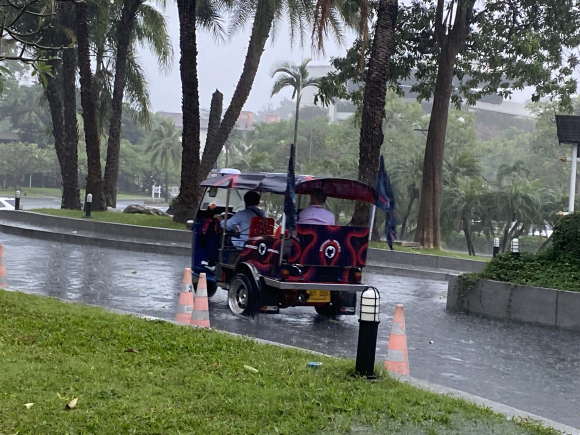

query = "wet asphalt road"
1;232;579;429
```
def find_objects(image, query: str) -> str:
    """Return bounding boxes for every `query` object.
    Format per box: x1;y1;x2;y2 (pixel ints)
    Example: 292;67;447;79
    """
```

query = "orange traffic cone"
385;304;409;375
0;245;5;289
190;273;210;328
175;268;194;323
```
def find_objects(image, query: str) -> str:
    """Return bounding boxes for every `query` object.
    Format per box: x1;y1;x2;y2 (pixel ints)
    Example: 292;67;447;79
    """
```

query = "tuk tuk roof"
200;172;375;203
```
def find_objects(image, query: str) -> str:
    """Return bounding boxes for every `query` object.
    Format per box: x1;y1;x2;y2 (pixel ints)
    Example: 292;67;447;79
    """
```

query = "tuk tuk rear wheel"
314;303;338;316
228;274;258;316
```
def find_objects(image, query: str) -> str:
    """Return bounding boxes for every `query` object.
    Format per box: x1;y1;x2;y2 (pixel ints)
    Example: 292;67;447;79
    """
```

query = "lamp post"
14;190;20;211
355;287;381;378
510;238;519;257
493;237;500;257
555;115;580;214
84;194;93;218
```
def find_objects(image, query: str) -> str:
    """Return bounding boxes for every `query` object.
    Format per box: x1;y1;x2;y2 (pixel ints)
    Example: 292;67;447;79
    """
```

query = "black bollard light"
84;193;93;218
493;237;500;257
510;238;519;257
14;190;20;211
355;287;381;378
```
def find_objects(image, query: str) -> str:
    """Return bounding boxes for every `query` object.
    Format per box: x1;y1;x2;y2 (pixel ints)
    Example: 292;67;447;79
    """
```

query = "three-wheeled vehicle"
187;171;375;316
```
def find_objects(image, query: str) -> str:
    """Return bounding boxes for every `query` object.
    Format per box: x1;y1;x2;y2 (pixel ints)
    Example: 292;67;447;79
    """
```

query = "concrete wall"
447;277;580;332
367;248;486;273
0;210;190;243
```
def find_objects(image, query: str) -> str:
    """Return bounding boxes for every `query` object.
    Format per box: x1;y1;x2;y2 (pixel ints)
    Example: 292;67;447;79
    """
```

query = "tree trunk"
173;0;201;222
350;0;398;227
43;5;80;210
293;93;300;150
103;0;141;208
76;1;106;210
400;187;418;239
164;158;169;203
462;216;475;256
197;0;276;183
414;46;457;249
61;4;81;210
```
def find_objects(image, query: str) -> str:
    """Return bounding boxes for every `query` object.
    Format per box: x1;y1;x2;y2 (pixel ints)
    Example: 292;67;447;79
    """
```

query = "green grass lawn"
29;208;186;230
0;187;150;199
0;290;560;435
370;241;492;262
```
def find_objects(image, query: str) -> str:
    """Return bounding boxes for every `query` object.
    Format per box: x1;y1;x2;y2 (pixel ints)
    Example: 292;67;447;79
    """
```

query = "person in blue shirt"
214;191;265;248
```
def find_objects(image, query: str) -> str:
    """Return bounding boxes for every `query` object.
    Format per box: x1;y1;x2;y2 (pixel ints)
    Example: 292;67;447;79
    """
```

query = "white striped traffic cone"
190;273;210;328
385;304;409;375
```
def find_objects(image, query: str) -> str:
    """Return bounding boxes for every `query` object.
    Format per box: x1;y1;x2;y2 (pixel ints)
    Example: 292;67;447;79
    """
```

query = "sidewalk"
0;210;485;279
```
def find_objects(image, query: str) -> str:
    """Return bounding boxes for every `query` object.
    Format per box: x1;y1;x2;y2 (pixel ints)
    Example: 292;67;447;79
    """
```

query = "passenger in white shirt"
298;188;335;225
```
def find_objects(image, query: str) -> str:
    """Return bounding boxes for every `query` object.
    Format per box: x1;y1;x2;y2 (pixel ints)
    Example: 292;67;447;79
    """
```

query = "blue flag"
284;143;297;232
375;155;395;213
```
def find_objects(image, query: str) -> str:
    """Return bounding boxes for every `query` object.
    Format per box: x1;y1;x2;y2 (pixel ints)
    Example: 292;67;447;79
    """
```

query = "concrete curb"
447;277;580;333
365;262;458;281
0;221;190;256
2;286;576;434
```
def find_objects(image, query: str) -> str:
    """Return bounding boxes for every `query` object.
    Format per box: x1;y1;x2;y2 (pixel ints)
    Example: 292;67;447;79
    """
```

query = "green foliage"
0;290;560;434
467;214;580;291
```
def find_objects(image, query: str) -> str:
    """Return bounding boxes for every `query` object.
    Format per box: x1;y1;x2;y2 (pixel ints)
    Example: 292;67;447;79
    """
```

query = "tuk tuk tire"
314;303;338;316
228;273;259;316
194;281;218;298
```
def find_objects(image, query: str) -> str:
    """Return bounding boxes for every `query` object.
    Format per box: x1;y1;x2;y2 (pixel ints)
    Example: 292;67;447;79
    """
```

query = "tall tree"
350;0;398;226
145;118;181;202
76;1;106;210
173;0;201;222
42;3;81;209
270;58;321;148
173;0;348;222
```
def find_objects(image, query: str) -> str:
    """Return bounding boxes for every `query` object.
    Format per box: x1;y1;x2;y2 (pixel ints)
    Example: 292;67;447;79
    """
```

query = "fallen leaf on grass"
124;348;138;353
66;398;78;409
243;365;258;373
24;403;34;409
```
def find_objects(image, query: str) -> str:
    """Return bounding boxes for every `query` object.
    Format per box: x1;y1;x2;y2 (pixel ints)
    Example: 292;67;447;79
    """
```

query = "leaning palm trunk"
104;0;142;208
197;0;276;185
350;0;399;227
76;1;106;210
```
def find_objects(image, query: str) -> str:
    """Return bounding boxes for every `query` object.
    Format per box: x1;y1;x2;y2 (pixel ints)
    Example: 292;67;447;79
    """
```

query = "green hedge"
462;214;580;292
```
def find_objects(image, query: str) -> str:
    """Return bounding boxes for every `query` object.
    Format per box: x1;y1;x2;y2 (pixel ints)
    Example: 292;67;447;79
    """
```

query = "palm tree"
76;0;106;210
145;118;181;202
232;149;274;173
102;0;173;208
270;59;321;148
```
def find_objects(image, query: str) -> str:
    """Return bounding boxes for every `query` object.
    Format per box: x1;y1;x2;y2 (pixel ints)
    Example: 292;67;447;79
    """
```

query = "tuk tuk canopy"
200;172;375;204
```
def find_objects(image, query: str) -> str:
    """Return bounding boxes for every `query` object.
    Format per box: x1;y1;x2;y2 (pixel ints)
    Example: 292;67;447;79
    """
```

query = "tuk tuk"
188;171;375;316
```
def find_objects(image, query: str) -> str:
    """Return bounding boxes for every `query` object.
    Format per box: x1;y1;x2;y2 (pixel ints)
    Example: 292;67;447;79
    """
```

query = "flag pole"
368;205;376;242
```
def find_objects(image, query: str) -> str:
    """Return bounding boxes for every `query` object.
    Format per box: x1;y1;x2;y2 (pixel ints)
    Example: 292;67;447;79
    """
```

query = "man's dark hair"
244;191;261;207
312;188;327;204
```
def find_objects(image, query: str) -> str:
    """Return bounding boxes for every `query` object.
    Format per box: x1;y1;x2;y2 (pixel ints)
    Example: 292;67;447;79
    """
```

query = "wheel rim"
228;279;249;315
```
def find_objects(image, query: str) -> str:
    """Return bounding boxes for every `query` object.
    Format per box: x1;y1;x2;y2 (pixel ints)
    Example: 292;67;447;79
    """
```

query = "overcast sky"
138;4;358;114
138;4;534;115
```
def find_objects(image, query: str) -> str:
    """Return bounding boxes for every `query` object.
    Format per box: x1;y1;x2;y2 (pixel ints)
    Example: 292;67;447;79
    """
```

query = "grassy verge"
370;241;491;262
0;290;560;435
0;187;150;199
29;208;186;230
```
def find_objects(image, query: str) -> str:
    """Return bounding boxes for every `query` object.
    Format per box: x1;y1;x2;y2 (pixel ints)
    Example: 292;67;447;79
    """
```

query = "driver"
214;191;265;248
298;188;335;225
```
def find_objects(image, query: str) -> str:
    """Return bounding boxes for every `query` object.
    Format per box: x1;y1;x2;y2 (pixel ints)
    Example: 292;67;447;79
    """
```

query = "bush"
465;214;580;292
